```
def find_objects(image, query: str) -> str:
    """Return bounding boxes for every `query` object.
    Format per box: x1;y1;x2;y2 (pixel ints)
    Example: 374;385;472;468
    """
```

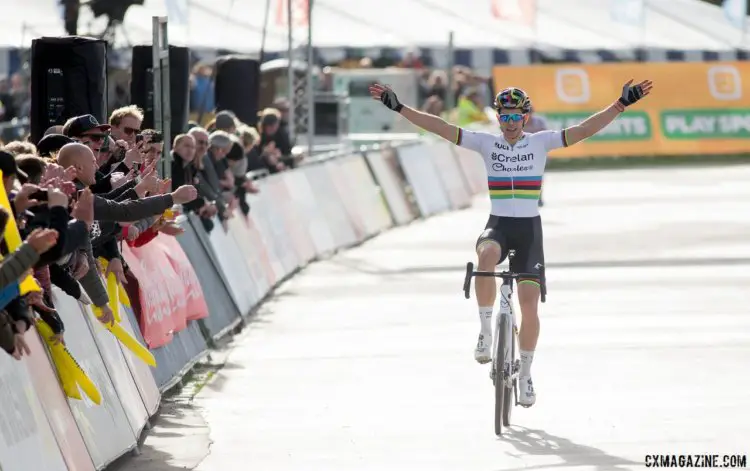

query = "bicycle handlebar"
462;262;546;303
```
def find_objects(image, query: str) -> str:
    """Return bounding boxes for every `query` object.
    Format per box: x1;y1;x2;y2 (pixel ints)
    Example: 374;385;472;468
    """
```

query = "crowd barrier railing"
0;135;488;470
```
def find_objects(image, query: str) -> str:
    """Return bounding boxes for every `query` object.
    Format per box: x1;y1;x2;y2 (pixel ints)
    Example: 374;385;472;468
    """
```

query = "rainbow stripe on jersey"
488;176;542;200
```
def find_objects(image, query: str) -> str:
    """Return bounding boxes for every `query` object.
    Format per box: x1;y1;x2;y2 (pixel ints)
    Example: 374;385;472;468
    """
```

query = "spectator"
109;105;143;147
207;131;238;213
171;133;216;221
3;140;37;157
0;206;60;360
257;109;289;173
224;134;258;216
189;64;215;115
453;87;491;127
188;126;229;231
398;50;424;69
44;125;64;136
239;125;265;172
214;110;238;135
270;98;295;163
424;70;448;103
36;133;74;159
421;95;445;118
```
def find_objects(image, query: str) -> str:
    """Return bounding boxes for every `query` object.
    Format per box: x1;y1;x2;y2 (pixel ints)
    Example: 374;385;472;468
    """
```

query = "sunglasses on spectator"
123;126;140;135
498;113;525;123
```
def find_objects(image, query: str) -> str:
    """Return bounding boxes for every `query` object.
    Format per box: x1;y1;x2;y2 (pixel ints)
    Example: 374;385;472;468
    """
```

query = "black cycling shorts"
475;215;545;287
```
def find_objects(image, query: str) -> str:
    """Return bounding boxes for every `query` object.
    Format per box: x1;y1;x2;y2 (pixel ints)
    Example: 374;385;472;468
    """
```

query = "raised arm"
369;84;459;143
564;79;652;146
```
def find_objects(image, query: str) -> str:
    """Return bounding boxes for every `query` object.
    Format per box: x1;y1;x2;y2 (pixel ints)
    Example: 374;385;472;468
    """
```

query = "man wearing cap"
36;133;74;158
61;114;137;196
62;114;111;150
214;110;238;135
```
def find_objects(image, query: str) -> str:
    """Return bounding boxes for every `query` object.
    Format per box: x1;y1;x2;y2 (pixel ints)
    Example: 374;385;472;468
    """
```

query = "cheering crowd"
0;96;296;360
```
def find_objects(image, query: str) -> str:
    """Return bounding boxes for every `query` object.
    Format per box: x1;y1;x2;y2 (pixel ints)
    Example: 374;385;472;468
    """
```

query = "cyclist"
369;79;652;407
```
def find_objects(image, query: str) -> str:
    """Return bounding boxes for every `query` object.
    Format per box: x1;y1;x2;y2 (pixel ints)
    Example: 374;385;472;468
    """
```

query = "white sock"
520;350;534;377
478;306;493;335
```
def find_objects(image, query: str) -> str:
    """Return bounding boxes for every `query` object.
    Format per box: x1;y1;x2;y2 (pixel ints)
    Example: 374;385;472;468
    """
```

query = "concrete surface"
116;164;750;471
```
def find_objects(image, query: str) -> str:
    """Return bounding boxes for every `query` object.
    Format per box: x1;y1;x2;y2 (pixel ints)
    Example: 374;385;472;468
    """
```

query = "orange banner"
492;62;750;157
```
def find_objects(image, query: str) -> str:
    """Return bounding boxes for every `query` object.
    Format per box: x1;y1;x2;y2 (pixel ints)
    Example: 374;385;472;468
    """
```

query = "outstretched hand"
368;83;403;112
619;79;653;107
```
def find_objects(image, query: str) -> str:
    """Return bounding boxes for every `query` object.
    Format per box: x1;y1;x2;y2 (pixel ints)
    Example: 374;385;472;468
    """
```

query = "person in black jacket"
53;143;198;312
171;134;217;219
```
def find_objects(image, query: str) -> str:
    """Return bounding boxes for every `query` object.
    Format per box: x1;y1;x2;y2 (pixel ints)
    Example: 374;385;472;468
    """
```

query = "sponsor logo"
554;68;590;104
661;109;750;139
494;142;510;150
707;66;742;101
490;152;535;162
541;111;652;141
492;163;534;172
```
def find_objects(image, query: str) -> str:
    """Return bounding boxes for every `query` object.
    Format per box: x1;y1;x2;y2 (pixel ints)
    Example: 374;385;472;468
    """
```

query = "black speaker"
214;55;260;127
130;45;190;137
29;36;107;144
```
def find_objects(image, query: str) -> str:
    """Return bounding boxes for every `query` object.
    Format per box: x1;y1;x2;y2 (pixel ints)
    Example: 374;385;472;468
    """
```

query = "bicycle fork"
491;280;520;391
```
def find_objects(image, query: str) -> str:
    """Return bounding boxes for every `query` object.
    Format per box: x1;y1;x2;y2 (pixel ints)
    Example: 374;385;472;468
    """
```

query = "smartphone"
100;134;111;153
30;189;49;201
135;134;144;144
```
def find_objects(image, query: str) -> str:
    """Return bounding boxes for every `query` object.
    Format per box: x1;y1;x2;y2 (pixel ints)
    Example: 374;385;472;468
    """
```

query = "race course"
119;163;750;471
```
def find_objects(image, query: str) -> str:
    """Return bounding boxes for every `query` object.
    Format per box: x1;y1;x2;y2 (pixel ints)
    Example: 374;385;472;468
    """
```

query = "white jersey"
456;128;568;218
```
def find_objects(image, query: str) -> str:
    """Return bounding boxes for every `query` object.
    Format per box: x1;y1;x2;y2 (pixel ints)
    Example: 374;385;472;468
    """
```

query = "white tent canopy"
3;0;748;52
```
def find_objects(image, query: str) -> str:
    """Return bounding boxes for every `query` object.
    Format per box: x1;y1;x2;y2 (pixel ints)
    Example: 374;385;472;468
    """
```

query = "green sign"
541;111;652;141
661;109;750;139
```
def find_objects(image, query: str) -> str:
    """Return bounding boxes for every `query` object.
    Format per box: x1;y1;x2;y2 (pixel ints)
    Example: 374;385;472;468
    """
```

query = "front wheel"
502;320;517;427
494;314;512;436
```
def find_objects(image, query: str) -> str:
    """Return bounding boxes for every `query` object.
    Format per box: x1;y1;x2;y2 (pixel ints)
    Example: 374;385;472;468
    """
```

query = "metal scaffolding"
285;0;315;149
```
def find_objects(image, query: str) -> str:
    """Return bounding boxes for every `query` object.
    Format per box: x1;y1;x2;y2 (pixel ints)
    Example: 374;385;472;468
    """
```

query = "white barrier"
0;136;490;471
396;143;453;217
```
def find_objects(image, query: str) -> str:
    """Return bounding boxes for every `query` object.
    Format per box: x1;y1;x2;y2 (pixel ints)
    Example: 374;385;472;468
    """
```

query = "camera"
30;189;48;201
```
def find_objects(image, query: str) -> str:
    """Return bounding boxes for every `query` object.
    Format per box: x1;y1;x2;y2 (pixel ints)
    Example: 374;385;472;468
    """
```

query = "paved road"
120;164;750;471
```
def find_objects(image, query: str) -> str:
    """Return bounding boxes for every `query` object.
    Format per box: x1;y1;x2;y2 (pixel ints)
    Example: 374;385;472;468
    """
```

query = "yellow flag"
36;319;101;404
0;170;41;294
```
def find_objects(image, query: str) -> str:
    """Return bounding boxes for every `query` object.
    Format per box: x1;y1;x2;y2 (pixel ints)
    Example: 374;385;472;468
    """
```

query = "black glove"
380;88;404;113
618;82;646;107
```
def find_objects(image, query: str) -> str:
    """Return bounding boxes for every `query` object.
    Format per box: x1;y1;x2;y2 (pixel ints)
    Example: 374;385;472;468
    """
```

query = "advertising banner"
50;288;136;468
153;234;210;322
0;338;69;471
23;328;95;471
492;62;750;157
122;243;186;348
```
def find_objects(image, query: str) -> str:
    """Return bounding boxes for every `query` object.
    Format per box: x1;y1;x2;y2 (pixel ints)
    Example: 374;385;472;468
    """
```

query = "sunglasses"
123;126;140;135
498;113;525;123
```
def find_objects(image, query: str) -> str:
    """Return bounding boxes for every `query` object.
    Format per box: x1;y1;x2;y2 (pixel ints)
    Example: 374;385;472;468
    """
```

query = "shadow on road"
500;426;639;471
330;256;750;276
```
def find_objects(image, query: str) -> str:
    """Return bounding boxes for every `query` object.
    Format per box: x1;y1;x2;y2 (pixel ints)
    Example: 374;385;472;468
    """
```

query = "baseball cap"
62;114;111;138
0;150;28;180
37;133;75;157
214;111;238;131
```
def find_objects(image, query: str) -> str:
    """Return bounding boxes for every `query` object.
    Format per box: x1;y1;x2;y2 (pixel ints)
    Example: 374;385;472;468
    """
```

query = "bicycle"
462;252;546;436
